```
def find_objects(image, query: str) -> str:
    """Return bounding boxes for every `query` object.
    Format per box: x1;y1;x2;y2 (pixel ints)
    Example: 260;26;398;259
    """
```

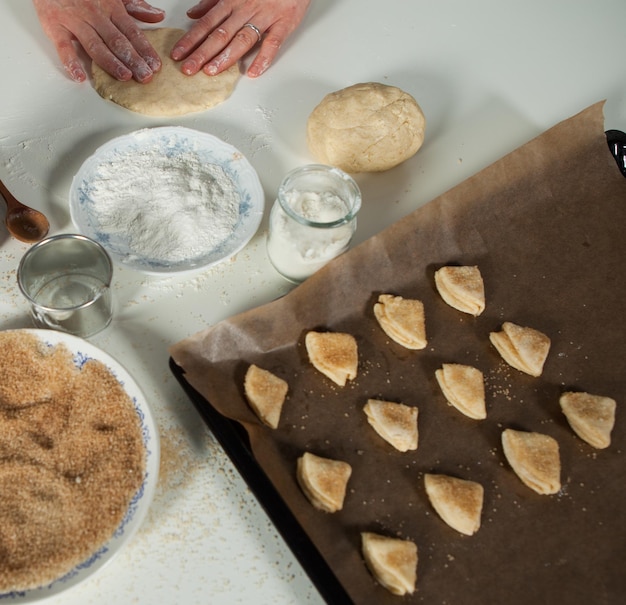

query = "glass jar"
266;164;361;283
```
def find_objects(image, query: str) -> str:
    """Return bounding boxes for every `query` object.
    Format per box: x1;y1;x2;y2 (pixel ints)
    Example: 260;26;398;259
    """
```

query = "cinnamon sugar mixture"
0;331;146;593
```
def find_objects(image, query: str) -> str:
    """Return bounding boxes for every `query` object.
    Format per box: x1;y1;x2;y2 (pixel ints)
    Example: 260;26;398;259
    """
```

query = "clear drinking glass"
266;164;361;283
17;234;114;338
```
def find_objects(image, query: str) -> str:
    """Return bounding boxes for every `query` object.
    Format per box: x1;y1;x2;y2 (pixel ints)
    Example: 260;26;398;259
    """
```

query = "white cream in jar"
266;165;361;283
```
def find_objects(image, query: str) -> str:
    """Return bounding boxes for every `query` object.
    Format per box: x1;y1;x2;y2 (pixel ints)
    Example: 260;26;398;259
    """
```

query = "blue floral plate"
69;127;264;275
0;329;159;603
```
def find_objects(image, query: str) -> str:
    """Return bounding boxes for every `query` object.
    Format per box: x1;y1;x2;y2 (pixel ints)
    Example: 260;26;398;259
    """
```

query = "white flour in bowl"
87;144;240;263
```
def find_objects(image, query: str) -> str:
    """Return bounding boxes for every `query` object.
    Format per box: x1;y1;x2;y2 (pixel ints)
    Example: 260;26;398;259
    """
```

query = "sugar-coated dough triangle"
373;294;427;350
243;364;288;429
501;429;561;494
363;399;418;452
435;364;486;420
489;322;551;377
305;331;358;387
434;265;485;316
424;473;484;536
296;452;352;513
361;532;418;596
560;391;616;449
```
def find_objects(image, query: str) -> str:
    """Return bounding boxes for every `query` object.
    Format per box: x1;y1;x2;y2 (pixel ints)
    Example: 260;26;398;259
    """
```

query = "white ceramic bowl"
70;127;264;275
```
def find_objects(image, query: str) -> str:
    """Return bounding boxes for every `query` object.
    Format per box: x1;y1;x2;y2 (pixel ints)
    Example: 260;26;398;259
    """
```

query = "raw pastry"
363;399;419;452
361;532;418;596
305;331;358;387
373;294;427;350
434;265;485;316
559;391;616;449
296;452;352;513
424;473;484;536
435;363;486;420
92;28;240;116
306;82;426;173
489;321;551;377
501;429;561;495
243;364;288;429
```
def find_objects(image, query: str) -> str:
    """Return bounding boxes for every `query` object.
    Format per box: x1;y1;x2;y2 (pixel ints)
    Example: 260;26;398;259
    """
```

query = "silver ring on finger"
242;23;262;43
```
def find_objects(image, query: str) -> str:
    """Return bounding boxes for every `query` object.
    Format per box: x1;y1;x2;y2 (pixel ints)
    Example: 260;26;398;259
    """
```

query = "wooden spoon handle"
0;179;22;210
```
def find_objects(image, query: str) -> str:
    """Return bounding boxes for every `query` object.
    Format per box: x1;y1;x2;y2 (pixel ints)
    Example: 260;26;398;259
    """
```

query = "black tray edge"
169;358;353;605
606;129;626;177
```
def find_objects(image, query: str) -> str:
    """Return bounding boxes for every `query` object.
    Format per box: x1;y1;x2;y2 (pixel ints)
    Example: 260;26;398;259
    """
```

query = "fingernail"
132;4;165;17
248;59;269;78
115;65;133;81
66;61;86;82
171;46;185;61
137;68;154;83
182;59;197;75
206;64;218;76
146;56;161;72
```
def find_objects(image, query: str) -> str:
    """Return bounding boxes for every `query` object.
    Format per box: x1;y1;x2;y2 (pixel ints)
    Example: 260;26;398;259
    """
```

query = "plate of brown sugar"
0;329;159;601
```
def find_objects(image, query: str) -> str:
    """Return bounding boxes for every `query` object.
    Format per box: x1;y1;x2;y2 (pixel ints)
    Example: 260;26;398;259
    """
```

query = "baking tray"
169;357;352;604
169;128;626;605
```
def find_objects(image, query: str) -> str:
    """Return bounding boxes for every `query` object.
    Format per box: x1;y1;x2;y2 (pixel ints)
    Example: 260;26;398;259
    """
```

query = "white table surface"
1;1;625;603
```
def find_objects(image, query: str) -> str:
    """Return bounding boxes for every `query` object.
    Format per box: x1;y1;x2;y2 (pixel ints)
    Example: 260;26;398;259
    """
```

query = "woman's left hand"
171;0;312;78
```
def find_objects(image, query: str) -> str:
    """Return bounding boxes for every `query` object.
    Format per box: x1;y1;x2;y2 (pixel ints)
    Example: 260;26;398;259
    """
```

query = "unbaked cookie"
361;532;418;596
243;364;289;429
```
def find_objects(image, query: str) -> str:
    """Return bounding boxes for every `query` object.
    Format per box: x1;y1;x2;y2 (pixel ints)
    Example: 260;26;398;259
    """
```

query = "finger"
186;0;221;20
69;21;136;81
246;15;296;78
108;36;155;82
203;23;262;76
170;6;229;64
94;17;155;82
175;24;234;75
84;40;134;81
52;30;88;82
247;30;283;78
246;2;312;77
113;14;162;73
123;0;166;23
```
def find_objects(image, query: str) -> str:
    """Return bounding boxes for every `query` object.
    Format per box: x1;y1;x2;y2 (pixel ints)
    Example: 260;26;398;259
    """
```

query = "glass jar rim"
17;233;113;306
277;164;362;228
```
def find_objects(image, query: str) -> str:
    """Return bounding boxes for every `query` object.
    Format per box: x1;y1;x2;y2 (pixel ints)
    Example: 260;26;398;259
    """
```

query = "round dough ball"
92;28;240;117
306;82;426;173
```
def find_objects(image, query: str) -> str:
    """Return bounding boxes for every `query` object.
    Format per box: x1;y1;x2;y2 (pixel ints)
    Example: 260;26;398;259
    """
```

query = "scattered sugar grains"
0;331;145;593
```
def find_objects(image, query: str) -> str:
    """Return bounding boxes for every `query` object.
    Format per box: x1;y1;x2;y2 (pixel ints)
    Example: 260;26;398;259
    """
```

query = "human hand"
171;0;312;78
33;0;166;83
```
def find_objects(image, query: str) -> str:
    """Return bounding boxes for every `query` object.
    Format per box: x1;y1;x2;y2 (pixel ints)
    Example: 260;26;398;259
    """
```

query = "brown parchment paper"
170;102;626;605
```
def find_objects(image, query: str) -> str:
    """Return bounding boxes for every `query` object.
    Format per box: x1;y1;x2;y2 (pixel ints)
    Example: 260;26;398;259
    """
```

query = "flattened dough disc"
92;28;240;117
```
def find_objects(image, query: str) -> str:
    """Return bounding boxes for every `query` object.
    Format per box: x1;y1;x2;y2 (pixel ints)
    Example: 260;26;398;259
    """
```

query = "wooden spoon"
0;179;50;243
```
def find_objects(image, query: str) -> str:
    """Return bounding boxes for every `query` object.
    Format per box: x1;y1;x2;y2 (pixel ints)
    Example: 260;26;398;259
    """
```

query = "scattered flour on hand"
88;144;240;263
